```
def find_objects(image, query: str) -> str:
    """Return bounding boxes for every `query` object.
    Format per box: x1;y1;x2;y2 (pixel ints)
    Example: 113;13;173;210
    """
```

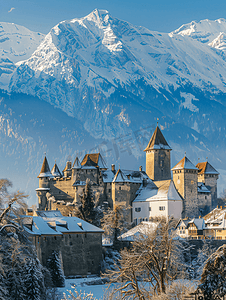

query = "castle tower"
144;125;171;181
72;157;81;182
63;161;72;177
196;161;219;208
51;162;61;178
36;156;52;210
172;156;198;217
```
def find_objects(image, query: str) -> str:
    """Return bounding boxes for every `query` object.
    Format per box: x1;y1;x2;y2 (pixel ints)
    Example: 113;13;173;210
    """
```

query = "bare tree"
0;179;28;225
104;217;186;298
101;203;131;249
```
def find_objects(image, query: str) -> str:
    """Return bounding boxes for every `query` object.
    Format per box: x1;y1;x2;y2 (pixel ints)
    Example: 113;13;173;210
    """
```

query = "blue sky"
1;0;226;33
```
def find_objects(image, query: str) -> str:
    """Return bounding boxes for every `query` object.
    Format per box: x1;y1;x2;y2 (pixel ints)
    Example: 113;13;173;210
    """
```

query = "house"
22;210;104;276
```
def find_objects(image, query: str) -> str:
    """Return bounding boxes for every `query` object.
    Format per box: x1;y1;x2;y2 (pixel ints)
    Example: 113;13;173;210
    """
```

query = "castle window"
109;189;111;193
135;207;141;212
134;219;137;225
119;187;121;190
160;160;164;167
159;206;165;211
149;207;151;211
205;196;207;199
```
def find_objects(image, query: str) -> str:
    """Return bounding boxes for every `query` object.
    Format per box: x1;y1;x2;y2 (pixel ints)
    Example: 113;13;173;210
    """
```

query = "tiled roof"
196;161;219;175
144;126;171;151
81;153;107;169
172;156;198;171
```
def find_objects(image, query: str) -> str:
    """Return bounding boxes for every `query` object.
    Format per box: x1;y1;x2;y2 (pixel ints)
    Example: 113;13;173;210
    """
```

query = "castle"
36;125;219;221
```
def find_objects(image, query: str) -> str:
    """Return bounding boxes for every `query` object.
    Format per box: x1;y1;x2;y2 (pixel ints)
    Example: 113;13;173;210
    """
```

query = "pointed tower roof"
72;157;81;169
172;156;198;171
144;125;171;151
196;161;219;175
51;163;62;177
81;153;107;169
112;169;130;183
38;156;52;178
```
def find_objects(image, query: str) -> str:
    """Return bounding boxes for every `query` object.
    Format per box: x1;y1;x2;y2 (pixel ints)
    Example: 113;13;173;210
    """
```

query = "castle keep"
36;125;219;220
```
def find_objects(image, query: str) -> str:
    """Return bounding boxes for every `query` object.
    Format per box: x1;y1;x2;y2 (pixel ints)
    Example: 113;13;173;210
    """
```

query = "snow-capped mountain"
0;22;44;88
2;10;226;203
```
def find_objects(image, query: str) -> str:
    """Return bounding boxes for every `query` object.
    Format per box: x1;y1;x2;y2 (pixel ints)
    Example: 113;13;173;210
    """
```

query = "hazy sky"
1;0;226;34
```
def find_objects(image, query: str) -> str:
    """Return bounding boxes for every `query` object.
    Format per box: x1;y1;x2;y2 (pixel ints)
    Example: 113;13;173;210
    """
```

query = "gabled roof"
196;161;219;175
119;221;158;242
172;156;198;171
144;125;171;151
51;163;61;177
81;153;107;169
134;180;182;202
38;156;52;178
198;182;211;193
112;169;130;183
188;218;205;230
72;157;81;169
102;169;150;183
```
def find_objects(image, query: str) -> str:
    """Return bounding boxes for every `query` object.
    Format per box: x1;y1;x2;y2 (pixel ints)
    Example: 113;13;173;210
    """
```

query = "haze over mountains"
1;9;226;204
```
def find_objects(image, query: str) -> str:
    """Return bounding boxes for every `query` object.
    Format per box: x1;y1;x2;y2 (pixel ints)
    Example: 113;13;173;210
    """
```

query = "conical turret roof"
72;157;81;169
172;156;198;171
38;156;52;178
51;162;62;177
144;125;171;151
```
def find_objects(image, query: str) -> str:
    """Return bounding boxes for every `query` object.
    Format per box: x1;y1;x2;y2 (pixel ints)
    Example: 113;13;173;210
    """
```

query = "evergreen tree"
199;244;226;299
47;251;65;287
78;179;96;224
101;203;131;249
24;258;45;300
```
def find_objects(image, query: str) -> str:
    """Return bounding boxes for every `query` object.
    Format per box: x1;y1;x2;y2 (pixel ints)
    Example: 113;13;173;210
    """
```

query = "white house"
132;179;183;224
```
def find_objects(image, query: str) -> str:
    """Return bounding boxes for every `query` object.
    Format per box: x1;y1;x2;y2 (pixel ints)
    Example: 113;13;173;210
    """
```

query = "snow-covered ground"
57;277;108;299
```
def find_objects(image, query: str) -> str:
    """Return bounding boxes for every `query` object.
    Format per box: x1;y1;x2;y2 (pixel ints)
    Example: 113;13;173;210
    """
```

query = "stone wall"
34;232;103;276
146;149;171;181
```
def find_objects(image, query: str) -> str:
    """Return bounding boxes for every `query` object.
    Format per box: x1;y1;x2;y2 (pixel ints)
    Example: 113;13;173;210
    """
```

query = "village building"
22;210;103;276
36;125;219;222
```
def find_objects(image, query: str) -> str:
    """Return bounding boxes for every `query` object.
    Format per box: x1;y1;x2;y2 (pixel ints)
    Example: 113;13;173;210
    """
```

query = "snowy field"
57;276;109;299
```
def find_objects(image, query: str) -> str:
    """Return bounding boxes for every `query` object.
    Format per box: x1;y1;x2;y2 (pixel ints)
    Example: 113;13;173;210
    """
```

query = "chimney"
66;161;72;170
199;215;201;219
139;166;143;172
111;164;115;172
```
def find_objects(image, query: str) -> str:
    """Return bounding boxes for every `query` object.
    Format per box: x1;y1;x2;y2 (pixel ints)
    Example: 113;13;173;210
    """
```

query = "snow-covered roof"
196;161;219;175
188;218;205;230
23;210;104;236
72;180;86;186
38;156;52;178
72;157;81;169
134;180;182;203
133;181;158;202
102;169;149;183
197;182;211;193
81;153;107;169
144;125;171;151
172;156;198;171
119;221;158;242
51;163;62;177
112;169;129;183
